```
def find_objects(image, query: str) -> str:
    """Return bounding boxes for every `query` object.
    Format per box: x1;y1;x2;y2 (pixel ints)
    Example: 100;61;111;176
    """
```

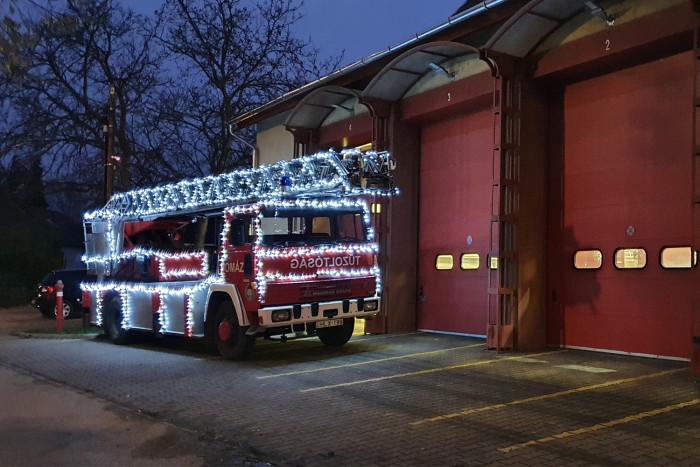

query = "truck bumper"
250;296;380;335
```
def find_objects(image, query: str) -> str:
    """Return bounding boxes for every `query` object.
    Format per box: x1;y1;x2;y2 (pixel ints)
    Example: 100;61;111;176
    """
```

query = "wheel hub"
218;320;232;342
54;304;69;319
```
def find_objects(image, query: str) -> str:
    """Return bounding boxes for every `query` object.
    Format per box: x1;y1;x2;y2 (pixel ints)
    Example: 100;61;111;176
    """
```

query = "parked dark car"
30;269;89;319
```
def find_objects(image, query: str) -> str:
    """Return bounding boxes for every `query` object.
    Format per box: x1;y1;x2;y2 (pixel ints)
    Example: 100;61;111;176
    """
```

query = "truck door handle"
244;254;253;276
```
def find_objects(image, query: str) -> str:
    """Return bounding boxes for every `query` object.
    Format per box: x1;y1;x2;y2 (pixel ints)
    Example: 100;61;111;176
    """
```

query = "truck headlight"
363;300;379;312
271;309;291;322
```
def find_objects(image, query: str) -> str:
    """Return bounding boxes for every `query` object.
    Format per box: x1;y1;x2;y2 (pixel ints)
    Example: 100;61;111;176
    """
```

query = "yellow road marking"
410;368;684;426
259;343;484;379
299;352;550;393
352;332;418;340
498;399;700;453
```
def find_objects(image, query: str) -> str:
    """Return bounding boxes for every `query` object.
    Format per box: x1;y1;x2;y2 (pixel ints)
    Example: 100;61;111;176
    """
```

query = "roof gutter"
231;0;512;128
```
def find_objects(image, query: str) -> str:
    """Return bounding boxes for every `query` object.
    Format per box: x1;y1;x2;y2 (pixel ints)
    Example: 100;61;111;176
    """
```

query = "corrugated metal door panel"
560;51;693;358
417;110;492;335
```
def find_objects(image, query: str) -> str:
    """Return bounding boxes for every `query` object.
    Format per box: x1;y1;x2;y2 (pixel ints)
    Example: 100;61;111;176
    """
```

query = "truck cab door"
222;216;257;306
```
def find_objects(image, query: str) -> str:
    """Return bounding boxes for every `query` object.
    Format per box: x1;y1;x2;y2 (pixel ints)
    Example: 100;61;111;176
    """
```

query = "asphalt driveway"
1;306;699;466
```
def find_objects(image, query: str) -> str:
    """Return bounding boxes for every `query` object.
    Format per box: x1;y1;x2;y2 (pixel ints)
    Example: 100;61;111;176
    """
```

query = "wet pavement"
0;306;207;466
1;305;699;466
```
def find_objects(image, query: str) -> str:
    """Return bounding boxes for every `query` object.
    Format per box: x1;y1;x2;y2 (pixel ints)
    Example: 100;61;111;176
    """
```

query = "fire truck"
81;149;394;359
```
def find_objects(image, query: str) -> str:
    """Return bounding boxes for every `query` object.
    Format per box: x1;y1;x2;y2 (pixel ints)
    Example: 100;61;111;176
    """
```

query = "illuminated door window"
573;250;603;270
660;246;694;269
460;253;480;270
489;256;498;270
435;255;454;271
614;248;647;269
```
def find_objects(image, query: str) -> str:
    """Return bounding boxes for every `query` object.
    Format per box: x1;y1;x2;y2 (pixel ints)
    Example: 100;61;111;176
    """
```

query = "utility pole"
103;85;116;204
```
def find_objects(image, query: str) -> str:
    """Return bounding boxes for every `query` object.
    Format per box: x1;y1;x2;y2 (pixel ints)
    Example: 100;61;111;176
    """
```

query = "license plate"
316;318;343;329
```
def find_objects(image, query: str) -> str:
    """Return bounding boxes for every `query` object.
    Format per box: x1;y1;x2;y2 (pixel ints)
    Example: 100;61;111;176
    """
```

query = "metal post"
486;56;521;351
691;14;700;378
55;280;64;334
103;85;116;204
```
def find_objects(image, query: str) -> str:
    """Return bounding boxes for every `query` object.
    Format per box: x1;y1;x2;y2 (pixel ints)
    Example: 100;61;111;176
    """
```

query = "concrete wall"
255;111;294;164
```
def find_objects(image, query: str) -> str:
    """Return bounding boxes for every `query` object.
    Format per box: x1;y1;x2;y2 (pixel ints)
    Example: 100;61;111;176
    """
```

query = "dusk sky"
292;1;462;68
121;0;462;69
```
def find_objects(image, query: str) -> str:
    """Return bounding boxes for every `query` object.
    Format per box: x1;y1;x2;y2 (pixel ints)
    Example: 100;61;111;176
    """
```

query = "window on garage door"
435;254;454;270
573;249;603;269
660;246;694;269
460;253;480;270
614;248;647;269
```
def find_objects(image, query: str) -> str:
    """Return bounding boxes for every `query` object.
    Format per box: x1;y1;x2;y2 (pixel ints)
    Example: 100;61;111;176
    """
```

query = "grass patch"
0;286;31;307
21;327;100;337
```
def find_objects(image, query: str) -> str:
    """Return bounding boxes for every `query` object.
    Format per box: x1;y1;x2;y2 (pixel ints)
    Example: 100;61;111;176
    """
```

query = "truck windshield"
259;208;366;246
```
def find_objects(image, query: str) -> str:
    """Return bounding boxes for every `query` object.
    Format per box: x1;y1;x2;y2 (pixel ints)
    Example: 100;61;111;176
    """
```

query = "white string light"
85;149;396;223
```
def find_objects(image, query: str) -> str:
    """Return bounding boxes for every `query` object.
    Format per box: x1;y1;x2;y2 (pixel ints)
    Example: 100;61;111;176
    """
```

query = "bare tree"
0;0;170;207
1;0;341;290
156;0;342;175
2;0;342;201
1;0;24;77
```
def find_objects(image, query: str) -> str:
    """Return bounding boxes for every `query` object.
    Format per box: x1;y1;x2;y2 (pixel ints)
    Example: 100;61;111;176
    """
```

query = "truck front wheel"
213;301;253;360
316;318;355;347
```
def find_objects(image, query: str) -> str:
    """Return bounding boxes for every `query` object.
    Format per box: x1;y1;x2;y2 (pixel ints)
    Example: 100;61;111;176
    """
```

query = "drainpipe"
228;124;260;168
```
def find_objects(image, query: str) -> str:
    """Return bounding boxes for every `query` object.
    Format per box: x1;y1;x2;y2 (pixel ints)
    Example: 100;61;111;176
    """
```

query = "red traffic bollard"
55;279;64;334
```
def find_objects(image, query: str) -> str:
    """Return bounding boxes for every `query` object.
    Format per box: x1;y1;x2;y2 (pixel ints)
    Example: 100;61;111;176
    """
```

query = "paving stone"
0;331;697;465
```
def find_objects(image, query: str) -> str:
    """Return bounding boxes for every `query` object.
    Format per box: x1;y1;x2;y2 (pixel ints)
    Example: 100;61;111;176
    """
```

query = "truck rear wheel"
213;301;253;360
103;296;130;344
317;317;355;347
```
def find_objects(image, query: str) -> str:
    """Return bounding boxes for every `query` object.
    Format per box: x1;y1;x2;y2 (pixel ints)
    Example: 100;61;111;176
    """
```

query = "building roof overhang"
486;0;591;58
284;86;363;130
485;0;686;60
231;0;516;129
233;0;676;129
363;41;482;103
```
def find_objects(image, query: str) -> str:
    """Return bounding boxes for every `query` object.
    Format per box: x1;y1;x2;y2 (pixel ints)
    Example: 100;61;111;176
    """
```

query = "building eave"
231;0;518;129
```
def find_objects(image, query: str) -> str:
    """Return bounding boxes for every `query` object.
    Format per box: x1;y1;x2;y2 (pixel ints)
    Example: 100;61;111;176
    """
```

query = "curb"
10;330;101;340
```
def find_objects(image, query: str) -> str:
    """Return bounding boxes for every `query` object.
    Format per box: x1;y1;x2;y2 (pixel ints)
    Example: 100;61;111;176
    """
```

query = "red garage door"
417;110;492;335
554;52;693;359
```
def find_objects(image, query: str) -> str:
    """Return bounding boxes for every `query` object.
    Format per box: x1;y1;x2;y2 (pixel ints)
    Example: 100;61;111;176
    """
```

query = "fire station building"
232;0;700;368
